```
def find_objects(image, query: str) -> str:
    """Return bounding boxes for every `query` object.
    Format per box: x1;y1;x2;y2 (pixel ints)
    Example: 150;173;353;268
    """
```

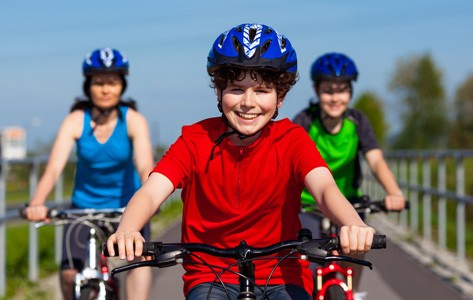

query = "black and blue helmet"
82;48;129;77
310;52;358;82
207;23;297;75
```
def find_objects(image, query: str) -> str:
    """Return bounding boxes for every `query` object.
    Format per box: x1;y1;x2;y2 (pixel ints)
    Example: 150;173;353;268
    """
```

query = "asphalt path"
147;220;470;300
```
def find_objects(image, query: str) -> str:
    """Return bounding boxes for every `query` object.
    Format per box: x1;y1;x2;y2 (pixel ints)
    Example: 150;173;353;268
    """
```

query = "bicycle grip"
102;242;157;257
18;205;27;219
371;235;387;249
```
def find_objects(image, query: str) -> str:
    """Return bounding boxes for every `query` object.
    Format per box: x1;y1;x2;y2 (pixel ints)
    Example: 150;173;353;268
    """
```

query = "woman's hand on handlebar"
107;231;149;262
23;204;49;222
338;225;376;256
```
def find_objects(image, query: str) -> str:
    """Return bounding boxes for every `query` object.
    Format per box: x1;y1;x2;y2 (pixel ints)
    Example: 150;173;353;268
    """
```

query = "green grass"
1;224;57;299
1;199;183;300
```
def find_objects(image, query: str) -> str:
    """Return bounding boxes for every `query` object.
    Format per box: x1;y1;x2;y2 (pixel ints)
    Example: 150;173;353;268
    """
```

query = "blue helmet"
82;48;129;77
310;53;358;82
207;23;297;75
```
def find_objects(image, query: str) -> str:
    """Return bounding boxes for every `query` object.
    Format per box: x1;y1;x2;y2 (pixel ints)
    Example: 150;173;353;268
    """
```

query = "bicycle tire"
77;280;118;300
324;285;347;300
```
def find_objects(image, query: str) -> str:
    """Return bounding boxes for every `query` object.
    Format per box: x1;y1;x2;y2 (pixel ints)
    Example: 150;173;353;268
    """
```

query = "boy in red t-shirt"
107;23;376;299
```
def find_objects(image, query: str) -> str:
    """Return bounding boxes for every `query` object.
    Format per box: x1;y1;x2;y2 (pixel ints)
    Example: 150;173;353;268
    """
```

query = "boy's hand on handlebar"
338;225;376;256
107;231;146;261
384;194;405;211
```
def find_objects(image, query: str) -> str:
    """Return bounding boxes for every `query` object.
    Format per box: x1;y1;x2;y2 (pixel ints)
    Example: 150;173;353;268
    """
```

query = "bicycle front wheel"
78;280;118;300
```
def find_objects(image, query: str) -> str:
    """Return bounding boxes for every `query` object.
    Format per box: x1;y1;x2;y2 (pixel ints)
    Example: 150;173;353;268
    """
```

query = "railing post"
410;155;419;235
423;156;432;242
455;154;466;262
55;174;64;264
28;159;40;282
438;156;447;251
399;157;408;229
0;161;7;297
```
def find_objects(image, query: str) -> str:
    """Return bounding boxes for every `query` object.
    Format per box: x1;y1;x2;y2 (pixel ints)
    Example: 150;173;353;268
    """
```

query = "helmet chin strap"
90;104;119;132
209;98;280;160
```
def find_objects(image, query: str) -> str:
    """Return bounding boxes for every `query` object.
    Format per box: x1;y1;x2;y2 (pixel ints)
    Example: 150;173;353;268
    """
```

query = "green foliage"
449;73;473;149
154;144;168;162
353;91;389;146
3;224;56;299
389;53;448;149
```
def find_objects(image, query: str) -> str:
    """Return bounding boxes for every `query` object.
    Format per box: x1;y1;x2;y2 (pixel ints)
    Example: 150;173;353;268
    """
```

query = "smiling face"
316;80;352;119
219;71;283;145
89;73;123;110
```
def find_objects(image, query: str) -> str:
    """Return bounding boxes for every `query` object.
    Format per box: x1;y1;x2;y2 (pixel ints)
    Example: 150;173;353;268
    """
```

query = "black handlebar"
19;205;124;220
103;234;387;276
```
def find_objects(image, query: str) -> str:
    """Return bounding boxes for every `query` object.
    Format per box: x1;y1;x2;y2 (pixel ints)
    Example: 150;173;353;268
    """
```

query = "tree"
353;91;389;147
389;53;448;149
449;73;473;149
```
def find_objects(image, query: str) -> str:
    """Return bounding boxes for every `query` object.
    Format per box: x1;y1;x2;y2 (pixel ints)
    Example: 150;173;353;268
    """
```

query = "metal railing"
0;156;177;297
2;151;473;296
0;156;65;297
362;150;473;265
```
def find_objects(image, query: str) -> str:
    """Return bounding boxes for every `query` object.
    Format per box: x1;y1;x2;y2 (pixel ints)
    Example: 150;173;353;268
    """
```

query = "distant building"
0;127;27;160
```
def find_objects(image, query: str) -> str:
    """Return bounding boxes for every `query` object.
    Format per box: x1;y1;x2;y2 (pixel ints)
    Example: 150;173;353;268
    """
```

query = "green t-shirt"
293;102;380;208
301;117;361;206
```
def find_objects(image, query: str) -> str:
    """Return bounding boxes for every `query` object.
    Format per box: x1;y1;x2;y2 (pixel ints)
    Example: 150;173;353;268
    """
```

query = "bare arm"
127;110;154;183
365;149;405;210
26;112;83;221
107;172;174;261
304;167;375;254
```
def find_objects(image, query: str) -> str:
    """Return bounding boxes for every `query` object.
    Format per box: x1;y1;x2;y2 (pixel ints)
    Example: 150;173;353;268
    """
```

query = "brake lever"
111;260;158;277
326;255;373;270
297;240;331;263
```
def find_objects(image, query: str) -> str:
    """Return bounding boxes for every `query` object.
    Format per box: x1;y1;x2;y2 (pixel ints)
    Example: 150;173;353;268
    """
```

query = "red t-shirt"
153;117;328;296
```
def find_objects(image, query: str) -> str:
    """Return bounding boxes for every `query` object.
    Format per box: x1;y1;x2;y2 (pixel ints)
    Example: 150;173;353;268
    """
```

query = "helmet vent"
248;28;257;42
341;63;348;75
261;41;271;55
280;37;287;50
232;36;242;53
218;34;226;47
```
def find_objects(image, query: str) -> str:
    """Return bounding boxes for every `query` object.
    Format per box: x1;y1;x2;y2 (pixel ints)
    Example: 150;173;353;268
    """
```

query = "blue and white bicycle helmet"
207;23;297;74
310;52;358;82
82;47;129;77
82;48;129;98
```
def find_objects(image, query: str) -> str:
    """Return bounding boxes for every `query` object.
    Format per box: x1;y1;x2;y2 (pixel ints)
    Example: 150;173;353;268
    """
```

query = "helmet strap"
90;104;120;132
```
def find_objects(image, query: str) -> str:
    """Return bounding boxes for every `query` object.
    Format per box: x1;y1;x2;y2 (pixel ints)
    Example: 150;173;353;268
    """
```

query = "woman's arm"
26;111;83;221
107;172;174;260
127;110;155;183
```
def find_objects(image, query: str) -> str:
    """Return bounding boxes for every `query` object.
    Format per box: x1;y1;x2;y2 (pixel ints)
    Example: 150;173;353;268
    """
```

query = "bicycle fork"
316;262;353;300
74;228;110;300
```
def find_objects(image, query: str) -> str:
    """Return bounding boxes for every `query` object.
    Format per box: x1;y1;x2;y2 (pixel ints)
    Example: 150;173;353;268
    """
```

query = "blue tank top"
72;106;141;208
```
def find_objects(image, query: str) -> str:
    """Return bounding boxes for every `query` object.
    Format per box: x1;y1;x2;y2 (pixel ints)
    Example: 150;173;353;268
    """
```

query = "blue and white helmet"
82;48;129;77
207;23;297;75
310;52;358;82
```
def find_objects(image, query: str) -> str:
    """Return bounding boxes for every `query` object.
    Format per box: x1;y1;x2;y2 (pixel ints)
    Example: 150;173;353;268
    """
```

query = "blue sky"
1;0;472;150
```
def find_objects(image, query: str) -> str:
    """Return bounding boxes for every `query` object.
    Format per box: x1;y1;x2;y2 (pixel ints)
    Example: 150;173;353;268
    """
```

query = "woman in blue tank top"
25;48;154;300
